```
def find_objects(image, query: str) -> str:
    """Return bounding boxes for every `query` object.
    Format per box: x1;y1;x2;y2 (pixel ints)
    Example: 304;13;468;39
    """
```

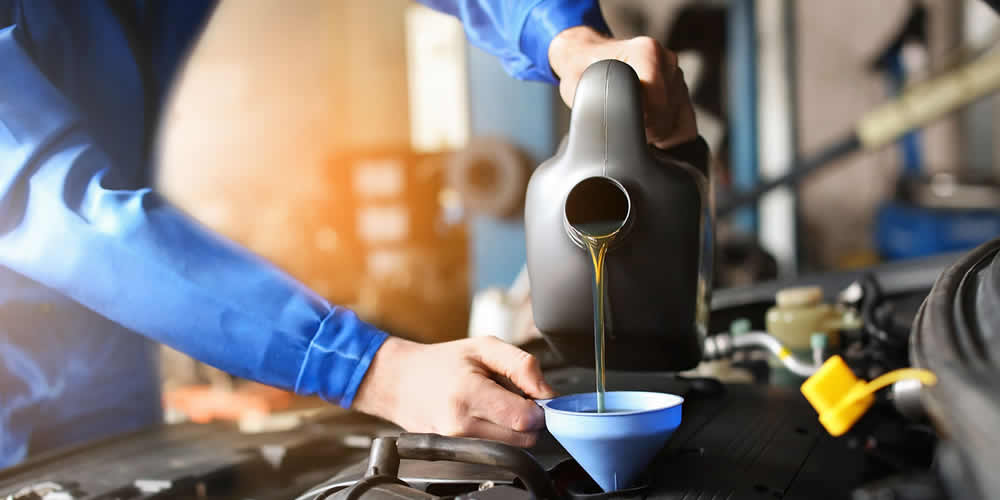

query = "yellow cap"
801;355;938;437
800;356;873;436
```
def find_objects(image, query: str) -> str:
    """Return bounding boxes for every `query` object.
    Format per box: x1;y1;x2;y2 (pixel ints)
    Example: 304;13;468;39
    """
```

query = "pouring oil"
573;220;625;413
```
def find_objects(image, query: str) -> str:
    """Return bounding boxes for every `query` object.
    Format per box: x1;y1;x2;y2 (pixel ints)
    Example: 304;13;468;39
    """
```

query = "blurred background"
152;0;1000;424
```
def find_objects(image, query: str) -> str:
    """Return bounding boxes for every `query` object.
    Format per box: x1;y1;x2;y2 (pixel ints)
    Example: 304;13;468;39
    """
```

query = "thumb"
471;337;557;399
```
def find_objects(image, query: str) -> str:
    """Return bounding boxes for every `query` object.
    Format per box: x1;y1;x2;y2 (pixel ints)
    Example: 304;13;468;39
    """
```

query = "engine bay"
2;246;997;500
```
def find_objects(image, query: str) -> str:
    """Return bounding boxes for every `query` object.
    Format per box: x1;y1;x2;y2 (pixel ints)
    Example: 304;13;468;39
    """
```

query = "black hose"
717;134;861;216
843;274;911;378
859;274;908;352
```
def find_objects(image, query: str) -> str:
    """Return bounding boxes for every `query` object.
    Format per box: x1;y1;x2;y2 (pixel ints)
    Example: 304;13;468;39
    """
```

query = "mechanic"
0;1;697;468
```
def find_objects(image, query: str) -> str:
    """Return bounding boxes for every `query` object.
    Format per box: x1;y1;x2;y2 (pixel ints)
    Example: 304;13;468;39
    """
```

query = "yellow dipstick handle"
801;356;937;437
828;368;937;416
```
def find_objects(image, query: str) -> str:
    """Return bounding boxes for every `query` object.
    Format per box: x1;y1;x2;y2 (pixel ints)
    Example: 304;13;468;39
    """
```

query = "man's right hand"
548;26;698;150
353;336;556;448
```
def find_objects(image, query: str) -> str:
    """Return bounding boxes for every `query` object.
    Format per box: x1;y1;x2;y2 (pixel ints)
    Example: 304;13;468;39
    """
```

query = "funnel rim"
539;391;684;417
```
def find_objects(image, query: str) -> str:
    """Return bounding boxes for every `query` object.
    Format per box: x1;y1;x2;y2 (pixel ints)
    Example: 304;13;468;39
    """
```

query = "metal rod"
718;134;861;216
728;0;761;233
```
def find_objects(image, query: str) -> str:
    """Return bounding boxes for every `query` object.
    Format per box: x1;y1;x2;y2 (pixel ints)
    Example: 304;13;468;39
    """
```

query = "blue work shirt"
0;0;609;467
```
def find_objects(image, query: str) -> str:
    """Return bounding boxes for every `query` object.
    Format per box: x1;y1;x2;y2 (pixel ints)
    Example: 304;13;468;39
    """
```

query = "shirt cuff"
294;307;389;408
518;0;611;84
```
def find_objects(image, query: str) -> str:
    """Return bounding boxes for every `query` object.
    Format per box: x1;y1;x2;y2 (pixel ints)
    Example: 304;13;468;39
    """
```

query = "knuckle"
517;351;539;372
490;396;515;420
447;390;469;418
630;36;662;59
508;408;525;432
451;418;473;436
459;338;482;356
525;351;540;368
457;398;471;417
483;335;504;346
510;410;532;432
472;335;498;351
519;432;538;448
441;409;473;436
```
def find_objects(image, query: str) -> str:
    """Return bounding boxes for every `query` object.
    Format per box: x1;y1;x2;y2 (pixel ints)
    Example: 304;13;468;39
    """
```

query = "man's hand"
548;26;698;150
353;336;557;448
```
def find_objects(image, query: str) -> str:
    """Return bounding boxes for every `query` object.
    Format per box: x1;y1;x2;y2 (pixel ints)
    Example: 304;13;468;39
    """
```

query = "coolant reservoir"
765;286;851;383
766;286;845;353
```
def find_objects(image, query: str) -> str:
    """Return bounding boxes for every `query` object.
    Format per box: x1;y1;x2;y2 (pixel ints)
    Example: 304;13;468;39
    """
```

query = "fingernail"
522;431;540;448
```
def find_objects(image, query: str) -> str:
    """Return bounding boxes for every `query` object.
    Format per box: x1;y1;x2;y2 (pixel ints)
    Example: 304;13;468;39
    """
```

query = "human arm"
416;0;698;148
355;336;554;447
415;0;610;83
154;0;556;446
0;25;384;408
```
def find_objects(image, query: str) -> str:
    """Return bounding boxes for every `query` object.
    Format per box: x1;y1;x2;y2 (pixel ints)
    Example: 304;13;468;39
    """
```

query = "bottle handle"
564;60;648;169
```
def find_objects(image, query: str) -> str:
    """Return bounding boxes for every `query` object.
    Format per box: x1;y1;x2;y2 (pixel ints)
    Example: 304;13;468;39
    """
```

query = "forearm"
0;25;386;407
416;0;609;83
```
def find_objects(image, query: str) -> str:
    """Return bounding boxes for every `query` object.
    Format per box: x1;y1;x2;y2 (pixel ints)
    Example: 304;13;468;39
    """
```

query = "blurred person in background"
0;0;697;467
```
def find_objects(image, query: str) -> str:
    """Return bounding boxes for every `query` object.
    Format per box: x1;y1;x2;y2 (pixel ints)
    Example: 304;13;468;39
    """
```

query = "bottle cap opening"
564;176;631;247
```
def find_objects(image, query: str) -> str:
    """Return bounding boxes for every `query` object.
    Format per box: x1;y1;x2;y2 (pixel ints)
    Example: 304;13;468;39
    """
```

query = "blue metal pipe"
727;0;760;233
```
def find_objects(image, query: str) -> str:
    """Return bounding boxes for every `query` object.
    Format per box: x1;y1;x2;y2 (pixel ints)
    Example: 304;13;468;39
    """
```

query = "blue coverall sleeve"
0;26;387;408
415;0;610;84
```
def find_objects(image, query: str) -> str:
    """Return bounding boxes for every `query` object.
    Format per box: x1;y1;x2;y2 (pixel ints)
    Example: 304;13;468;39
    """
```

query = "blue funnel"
539;391;683;492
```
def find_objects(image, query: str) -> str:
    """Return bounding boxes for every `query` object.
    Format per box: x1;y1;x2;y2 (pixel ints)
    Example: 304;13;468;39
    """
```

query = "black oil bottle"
524;59;713;372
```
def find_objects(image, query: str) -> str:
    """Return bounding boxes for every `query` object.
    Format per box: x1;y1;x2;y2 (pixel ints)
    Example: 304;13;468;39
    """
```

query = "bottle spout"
563;176;632;247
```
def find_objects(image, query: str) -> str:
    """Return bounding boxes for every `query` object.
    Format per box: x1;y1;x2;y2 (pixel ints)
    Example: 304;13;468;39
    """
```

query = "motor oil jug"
524;59;712;371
